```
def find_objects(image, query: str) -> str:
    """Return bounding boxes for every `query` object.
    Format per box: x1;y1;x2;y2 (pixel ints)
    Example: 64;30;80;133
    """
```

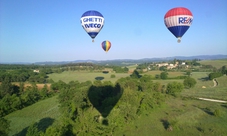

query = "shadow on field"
198;77;209;81
88;83;123;120
160;119;170;130
195;106;214;116
14;117;54;136
102;71;109;74
95;76;104;80
221;104;227;109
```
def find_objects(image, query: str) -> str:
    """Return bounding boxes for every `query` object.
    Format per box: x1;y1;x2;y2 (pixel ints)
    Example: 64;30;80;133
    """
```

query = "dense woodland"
0;59;227;135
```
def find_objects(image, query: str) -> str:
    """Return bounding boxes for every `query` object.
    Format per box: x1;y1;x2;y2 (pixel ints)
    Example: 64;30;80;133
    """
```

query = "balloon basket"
177;37;181;43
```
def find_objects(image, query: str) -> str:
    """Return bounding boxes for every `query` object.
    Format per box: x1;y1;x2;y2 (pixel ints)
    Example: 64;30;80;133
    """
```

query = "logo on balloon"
179;17;193;24
82;17;103;28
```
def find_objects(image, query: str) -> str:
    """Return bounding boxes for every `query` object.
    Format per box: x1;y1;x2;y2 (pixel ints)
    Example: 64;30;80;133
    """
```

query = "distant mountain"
1;54;227;65
32;54;227;66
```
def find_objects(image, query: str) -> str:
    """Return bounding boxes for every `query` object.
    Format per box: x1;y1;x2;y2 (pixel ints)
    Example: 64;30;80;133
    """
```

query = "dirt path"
198;97;227;103
213;79;218;87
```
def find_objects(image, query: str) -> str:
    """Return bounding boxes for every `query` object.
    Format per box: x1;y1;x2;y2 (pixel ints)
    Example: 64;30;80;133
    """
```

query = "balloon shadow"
95;76;104;80
88;83;123;118
102;71;109;74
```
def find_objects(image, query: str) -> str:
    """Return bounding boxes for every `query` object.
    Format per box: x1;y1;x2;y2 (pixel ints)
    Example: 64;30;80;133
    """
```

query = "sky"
0;0;227;63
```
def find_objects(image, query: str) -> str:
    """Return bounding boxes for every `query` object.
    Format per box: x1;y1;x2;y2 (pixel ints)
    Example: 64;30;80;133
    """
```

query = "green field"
199;59;227;69
5;95;61;136
48;71;130;83
115;97;227;135
182;72;227;100
145;71;185;78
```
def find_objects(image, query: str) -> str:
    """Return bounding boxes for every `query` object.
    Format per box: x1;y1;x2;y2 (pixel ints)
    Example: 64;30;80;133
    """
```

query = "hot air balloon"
164;7;193;43
101;41;111;53
81;10;104;42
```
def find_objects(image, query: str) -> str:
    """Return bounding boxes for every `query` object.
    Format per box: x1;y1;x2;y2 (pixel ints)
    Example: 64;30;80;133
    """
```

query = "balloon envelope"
164;7;193;42
81;10;104;42
101;41;111;52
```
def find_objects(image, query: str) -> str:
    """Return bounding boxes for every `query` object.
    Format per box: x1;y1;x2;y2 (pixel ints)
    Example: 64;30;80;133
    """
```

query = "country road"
198;98;227;103
213;78;218;87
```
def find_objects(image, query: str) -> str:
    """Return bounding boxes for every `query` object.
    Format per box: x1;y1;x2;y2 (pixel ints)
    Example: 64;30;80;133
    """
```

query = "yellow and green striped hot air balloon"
101;40;111;53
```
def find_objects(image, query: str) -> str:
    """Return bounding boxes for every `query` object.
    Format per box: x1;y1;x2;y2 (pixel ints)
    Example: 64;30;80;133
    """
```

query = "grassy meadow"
182;72;227;100
5;95;61;136
199;59;227;69
115;97;227;135
48;71;130;83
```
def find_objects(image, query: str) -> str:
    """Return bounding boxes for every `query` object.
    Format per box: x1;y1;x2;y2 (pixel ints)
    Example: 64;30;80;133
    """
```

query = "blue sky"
0;0;227;63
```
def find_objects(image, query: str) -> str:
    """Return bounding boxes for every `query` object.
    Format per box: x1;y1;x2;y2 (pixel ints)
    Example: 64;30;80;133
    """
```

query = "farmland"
5;73;227;135
199;59;227;69
1;59;227;135
48;71;130;83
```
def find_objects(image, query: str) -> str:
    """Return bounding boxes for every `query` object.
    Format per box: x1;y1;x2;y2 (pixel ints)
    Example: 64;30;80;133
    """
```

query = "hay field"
145;71;185;78
199;59;227;69
48;71;130;83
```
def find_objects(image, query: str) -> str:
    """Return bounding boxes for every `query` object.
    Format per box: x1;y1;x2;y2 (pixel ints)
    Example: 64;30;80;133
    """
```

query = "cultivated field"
145;71;186;78
199;59;227;69
48;71;130;83
12;83;51;90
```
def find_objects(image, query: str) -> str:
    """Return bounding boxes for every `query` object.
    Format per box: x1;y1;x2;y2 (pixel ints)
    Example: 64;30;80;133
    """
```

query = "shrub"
183;77;197;88
110;74;116;78
214;109;221;117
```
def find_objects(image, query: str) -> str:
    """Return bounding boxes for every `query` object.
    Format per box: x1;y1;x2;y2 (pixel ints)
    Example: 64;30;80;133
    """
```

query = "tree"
185;70;191;76
221;66;227;74
0;117;10;136
183;77;197;88
160;72;168;80
208;72;222;80
130;70;141;78
0;76;14;97
166;82;184;97
26;123;40;136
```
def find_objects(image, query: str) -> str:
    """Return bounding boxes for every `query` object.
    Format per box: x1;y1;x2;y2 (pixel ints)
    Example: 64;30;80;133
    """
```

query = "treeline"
20;70;195;136
208;66;227;80
0;69;52;83
0;77;58;117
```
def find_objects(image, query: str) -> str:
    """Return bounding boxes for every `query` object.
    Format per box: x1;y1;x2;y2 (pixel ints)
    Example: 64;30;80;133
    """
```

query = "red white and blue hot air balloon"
101;40;111;53
164;7;193;43
81;10;104;42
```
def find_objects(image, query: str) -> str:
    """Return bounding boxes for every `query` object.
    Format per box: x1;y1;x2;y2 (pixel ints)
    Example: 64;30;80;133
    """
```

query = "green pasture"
153;79;184;86
126;64;137;71
48;71;130;83
199;59;227;69
182;72;227;100
145;71;186;78
5;95;61;136
115;97;227;135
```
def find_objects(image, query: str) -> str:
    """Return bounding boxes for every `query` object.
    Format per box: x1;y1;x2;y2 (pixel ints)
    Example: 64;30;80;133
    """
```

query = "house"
33;69;40;73
156;63;169;67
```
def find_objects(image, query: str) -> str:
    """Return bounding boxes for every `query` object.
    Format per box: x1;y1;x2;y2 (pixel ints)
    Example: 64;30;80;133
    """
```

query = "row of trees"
208;66;227;80
0;77;59;117
0;69;52;83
